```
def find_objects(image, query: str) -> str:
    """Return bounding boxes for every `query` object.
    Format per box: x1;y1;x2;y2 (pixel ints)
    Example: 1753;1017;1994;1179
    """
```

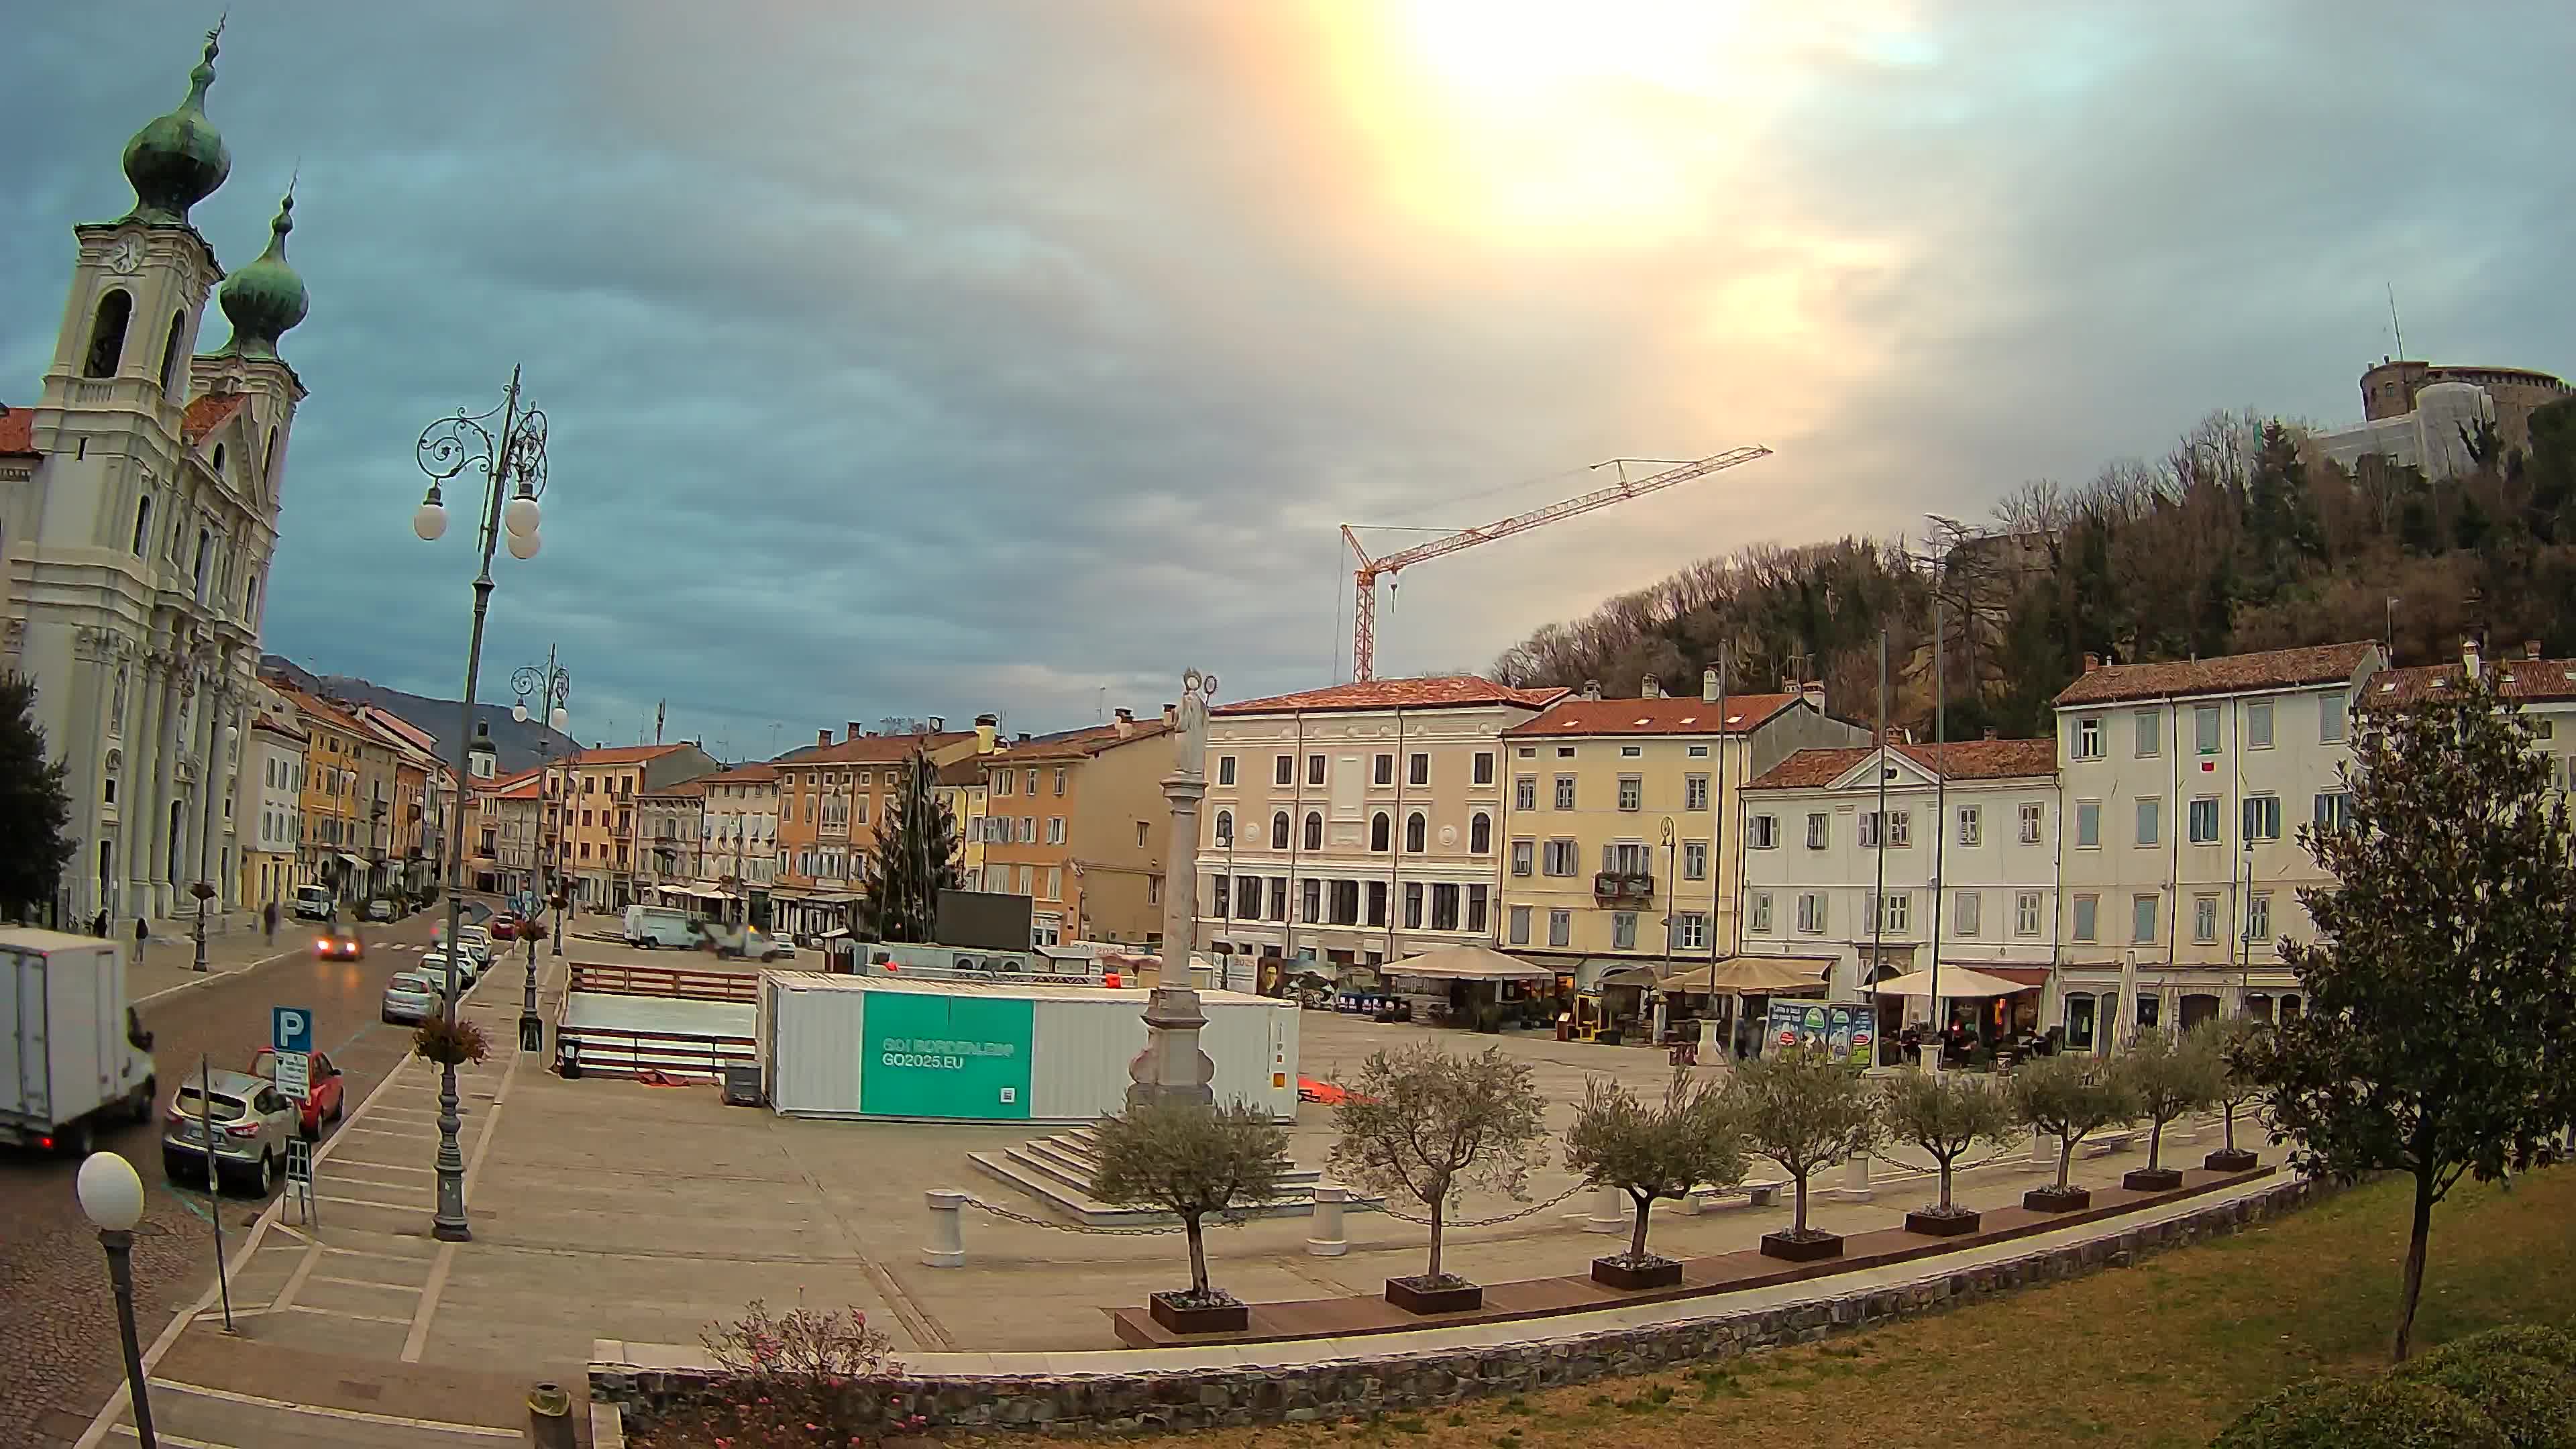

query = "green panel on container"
861;991;1034;1120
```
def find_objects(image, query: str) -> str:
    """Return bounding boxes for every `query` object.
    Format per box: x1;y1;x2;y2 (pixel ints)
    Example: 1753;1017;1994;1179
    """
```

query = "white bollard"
922;1189;967;1268
2029;1132;2056;1172
1842;1152;1874;1201
1676;1184;1703;1217
1585;1183;1626;1233
1305;1183;1350;1256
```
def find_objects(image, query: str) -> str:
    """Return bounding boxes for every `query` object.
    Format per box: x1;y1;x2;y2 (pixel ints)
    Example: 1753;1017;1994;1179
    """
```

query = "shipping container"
761;970;1297;1123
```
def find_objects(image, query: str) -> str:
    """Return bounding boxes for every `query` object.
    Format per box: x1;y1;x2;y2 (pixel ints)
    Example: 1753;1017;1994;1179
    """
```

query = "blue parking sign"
272;1006;313;1055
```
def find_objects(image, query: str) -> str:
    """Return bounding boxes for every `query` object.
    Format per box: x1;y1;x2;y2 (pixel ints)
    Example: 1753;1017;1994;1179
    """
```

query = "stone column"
1128;669;1221;1112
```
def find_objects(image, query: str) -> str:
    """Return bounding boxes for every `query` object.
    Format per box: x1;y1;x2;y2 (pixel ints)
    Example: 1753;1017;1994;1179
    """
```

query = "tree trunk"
1184;1213;1211;1299
2056;1136;2075;1192
2392;1165;2436;1363
2222;1103;2237;1153
1792;1173;1811;1234
1426;1199;1446;1282
1629;1191;1653;1261
2149;1118;2165;1172
1936;1156;1955;1212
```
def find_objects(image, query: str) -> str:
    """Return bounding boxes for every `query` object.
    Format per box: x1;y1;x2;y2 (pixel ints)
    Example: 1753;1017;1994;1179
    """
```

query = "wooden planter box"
2122;1167;2185;1192
2204;1148;2260;1173
1384;1276;1483;1315
2023;1185;2092;1213
1591;1254;1684;1290
1148;1291;1248;1335
1759;1230;1843;1263
1904;1208;1981;1237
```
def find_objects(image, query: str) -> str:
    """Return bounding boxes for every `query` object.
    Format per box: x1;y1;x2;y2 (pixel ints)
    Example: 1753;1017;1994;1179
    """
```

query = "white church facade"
0;25;311;925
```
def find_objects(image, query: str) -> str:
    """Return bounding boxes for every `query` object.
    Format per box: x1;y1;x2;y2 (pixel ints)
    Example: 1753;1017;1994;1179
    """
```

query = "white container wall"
1027;990;1297;1122
763;971;869;1116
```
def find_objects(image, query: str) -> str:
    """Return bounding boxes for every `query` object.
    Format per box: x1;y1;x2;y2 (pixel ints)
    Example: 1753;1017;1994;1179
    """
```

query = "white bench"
2081;1130;2141;1159
1679;1177;1787;1213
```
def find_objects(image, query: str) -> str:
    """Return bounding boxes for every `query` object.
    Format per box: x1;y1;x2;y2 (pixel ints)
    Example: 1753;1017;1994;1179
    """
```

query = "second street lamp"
413;366;550;1243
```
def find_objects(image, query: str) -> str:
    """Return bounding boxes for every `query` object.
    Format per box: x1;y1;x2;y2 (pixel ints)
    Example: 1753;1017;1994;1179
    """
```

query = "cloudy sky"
6;3;2569;755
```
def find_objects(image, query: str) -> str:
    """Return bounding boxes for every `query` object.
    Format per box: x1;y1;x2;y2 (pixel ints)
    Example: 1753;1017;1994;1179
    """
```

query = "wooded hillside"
1490;398;2576;739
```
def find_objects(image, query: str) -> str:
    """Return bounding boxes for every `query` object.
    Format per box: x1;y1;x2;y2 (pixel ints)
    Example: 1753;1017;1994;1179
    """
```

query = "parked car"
381;970;439;1024
456;924;494;965
364;898;396;922
162;1069;297;1195
766;934;797;961
291;884;335;921
314;924;364;961
419;950;475;992
247;1047;344;1139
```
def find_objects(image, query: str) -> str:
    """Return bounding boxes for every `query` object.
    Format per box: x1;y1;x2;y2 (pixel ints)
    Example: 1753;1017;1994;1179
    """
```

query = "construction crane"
1340;447;1773;680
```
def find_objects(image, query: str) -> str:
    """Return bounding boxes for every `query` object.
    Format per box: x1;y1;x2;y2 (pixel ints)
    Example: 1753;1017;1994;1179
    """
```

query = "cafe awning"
1870;966;2029;999
1660;955;1833;996
1383;944;1554;981
1593;964;1664;989
335;853;364;869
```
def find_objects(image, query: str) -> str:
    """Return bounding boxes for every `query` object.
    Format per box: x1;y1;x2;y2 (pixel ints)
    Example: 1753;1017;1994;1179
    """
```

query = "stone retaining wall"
594;1176;2324;1436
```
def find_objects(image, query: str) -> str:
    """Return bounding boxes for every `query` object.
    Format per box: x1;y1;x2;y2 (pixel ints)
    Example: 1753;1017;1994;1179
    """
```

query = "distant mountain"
262;655;578;776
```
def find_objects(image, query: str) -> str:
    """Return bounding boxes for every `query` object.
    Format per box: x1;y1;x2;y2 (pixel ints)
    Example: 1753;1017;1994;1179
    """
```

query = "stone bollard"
1585;1183;1625;1233
1676;1183;1703;1217
2029;1132;2056;1171
527;1381;576;1449
922;1189;967;1268
1843;1152;1873;1201
1306;1183;1350;1256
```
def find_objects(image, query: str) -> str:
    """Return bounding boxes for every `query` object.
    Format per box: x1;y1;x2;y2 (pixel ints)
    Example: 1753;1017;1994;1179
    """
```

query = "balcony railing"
1593;871;1655;904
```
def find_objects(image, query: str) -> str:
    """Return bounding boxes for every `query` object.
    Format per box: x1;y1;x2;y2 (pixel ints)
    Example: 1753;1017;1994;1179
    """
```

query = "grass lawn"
1085;1165;2576;1449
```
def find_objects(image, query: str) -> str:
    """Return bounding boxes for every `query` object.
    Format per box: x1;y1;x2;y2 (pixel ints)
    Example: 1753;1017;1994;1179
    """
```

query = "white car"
419;950;476;993
382;970;439;1024
455;925;494;969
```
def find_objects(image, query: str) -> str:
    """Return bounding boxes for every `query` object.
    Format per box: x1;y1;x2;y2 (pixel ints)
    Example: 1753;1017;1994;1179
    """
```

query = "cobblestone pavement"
0;909;449;1447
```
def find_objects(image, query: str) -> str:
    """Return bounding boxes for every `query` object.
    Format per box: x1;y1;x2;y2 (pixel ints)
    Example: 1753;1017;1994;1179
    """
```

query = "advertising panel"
1766;1000;1874;1069
859;991;1034;1120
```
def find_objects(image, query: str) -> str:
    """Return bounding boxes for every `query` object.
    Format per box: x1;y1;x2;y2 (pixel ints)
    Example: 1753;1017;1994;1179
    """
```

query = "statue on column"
1127;667;1220;1111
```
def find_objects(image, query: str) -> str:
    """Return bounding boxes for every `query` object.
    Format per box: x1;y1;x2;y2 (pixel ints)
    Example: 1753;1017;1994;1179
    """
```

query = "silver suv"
162;1069;298;1196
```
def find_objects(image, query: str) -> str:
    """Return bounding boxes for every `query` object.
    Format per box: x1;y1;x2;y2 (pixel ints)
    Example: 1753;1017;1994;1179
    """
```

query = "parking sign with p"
272;1006;313;1055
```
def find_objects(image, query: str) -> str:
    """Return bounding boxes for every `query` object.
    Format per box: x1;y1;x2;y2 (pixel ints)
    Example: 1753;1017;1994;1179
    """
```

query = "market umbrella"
1381;943;1555;981
1660;955;1833;996
1868;966;2029;999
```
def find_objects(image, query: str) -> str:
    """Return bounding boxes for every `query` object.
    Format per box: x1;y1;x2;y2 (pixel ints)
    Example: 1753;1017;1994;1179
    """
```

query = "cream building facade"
1498;674;1860;986
1193;676;1565;969
1;33;310;925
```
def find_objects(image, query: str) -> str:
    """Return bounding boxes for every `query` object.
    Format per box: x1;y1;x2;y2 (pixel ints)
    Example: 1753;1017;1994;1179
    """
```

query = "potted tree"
1330;1043;1548;1314
1089;1099;1290;1334
1879;1068;2018;1236
2201;1017;2268;1172
1563;1072;1747;1289
1729;1044;1880;1262
2119;1026;2222;1191
2009;1052;2137;1212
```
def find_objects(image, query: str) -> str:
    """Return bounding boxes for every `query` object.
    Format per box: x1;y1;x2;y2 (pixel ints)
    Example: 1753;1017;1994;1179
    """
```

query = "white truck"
1;928;158;1155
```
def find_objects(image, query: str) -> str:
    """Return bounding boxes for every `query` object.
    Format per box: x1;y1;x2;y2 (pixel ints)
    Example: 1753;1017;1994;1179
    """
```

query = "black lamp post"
411;367;550;1243
78;1152;157;1448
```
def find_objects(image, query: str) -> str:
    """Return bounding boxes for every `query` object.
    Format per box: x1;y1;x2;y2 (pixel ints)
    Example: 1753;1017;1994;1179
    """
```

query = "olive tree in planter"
2008;1052;2137;1212
1330;1043;1547;1314
1089;1099;1290;1334
1728;1044;1880;1262
2118;1026;2222;1191
2200;1017;2269;1172
1562;1071;1747;1289
1878;1068;2017;1236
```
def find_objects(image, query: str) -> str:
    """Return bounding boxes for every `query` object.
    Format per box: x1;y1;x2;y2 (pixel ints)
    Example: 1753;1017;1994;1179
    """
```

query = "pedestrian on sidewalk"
133;916;150;951
92;908;109;938
263;900;278;943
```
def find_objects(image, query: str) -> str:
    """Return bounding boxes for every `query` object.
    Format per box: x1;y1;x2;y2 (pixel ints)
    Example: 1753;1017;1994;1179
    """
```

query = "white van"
292;885;335;922
622;904;700;949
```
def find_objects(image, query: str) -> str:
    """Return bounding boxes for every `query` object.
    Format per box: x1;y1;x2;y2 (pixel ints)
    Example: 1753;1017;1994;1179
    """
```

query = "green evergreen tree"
855;751;960;943
0;674;76;922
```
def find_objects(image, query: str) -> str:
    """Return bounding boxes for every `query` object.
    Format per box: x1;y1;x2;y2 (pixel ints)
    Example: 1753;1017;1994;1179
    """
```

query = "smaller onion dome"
217;190;308;358
121;24;231;226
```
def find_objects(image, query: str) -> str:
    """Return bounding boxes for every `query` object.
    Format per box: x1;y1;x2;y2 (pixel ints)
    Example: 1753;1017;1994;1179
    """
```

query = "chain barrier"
1374;1182;1587;1230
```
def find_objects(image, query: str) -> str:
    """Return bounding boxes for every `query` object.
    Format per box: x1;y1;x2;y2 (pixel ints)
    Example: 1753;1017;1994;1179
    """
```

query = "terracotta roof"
569;743;689;767
250;712;307;742
1746;739;2057;791
642;778;709;799
482;772;543;801
0;405;35;458
2054;643;2380;707
180;393;247;444
1503;693;1801;738
994;719;1172;762
275;685;366;737
2375;657;2576;706
777;731;973;766
1214;676;1568;716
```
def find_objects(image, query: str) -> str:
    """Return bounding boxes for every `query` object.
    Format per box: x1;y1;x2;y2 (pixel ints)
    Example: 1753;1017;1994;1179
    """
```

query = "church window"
157;311;185;393
262;427;278;486
130;496;153;555
85;290;133;378
193;528;212;597
211;443;225;476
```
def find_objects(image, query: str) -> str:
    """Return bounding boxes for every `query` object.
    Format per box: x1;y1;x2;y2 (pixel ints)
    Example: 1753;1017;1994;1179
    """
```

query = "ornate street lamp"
78;1151;157;1448
411;367;549;1242
511;651;572;1041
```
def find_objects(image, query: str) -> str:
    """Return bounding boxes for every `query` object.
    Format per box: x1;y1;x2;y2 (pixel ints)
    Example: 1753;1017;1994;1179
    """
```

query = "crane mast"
1342;446;1772;681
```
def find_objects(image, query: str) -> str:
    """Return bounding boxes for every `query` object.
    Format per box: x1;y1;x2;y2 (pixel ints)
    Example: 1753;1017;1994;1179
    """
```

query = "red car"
247;1047;345;1139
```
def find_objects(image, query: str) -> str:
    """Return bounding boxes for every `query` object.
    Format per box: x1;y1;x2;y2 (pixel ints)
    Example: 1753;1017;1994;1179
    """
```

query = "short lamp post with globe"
511;651;571;1049
411;367;549;1244
78;1151;158;1448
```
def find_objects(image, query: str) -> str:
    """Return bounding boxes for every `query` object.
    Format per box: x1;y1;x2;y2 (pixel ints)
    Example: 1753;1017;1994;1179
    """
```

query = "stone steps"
967;1126;1375;1228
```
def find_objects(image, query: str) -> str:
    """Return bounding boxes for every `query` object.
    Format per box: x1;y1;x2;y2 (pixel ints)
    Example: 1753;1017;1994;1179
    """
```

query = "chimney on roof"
975;713;999;753
1016;733;1031;745
1114;708;1135;738
818;729;831;748
2463;635;2481;681
847;721;864;742
1701;667;1720;703
1642;676;1664;699
1984;727;1999;741
1582;679;1603;701
1799;680;1825;710
928;716;945;732
2527;640;2543;661
2083;652;2101;674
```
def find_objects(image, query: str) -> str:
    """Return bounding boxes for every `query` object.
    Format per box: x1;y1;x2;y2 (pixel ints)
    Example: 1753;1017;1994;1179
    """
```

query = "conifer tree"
856;751;960;943
0;674;75;923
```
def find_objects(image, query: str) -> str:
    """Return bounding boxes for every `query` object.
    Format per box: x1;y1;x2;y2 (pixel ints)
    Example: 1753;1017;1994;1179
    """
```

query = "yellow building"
561;742;722;912
1497;676;1862;986
274;685;378;903
935;755;991;892
981;710;1173;947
